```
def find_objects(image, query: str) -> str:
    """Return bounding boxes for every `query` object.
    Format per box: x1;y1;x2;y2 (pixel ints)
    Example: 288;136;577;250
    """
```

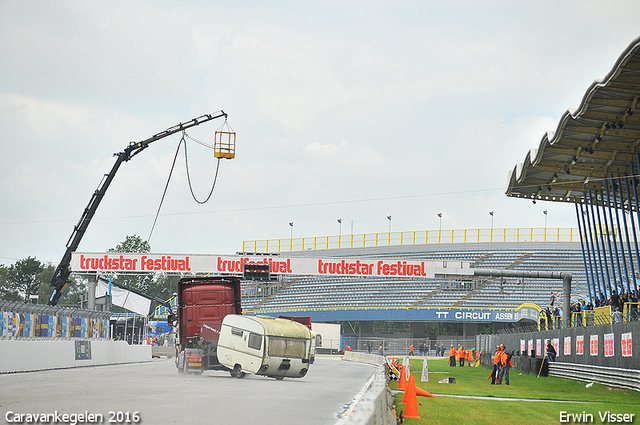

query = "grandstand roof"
506;36;640;207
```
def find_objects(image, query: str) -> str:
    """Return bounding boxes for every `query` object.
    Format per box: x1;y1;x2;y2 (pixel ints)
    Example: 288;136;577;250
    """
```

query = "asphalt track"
1;357;376;425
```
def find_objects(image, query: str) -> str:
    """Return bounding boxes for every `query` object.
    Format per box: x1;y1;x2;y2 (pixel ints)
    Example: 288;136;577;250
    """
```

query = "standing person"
457;346;466;367
550;291;556;307
611;290;621;312
546;308;553;330
378;343;384;356
409;344;414;356
612;307;624;324
490;345;501;384
449;345;457;367
497;344;512;385
546;340;556;362
630;291;638;321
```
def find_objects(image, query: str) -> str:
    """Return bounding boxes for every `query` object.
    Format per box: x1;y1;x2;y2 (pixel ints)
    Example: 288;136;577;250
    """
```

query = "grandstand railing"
242;227;580;253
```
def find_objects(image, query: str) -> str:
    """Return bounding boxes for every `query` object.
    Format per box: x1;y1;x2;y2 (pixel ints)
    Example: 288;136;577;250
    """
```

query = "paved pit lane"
1;357;376;425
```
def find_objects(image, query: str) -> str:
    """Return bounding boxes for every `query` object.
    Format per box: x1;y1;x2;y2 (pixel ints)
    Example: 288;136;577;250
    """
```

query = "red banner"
590;334;598;356
576;335;584;355
604;333;614;357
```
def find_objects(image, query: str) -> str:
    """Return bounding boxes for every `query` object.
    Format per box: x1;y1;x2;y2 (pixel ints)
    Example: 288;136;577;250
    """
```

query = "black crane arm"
48;111;227;306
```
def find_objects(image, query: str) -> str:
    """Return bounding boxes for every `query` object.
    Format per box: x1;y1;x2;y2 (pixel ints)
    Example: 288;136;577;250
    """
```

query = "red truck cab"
172;277;241;373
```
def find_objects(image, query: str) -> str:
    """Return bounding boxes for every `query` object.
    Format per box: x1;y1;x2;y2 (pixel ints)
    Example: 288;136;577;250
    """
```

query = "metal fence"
338;336;475;357
242;227;580;253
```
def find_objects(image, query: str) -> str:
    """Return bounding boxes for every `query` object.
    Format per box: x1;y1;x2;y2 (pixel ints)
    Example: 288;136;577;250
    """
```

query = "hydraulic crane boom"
48;111;228;306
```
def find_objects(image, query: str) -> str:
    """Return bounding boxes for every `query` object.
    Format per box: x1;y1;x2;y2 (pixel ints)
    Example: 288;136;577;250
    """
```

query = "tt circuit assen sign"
70;252;472;279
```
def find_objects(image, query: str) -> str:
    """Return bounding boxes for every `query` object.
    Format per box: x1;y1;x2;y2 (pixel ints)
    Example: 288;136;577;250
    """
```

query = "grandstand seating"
241;242;594;315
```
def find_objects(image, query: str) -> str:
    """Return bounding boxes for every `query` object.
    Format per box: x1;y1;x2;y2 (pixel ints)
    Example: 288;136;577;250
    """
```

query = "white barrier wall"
338;351;396;425
0;340;151;373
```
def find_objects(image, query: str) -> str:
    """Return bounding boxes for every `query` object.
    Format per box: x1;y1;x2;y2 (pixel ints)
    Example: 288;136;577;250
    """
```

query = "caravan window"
231;327;243;337
248;333;262;350
268;337;306;359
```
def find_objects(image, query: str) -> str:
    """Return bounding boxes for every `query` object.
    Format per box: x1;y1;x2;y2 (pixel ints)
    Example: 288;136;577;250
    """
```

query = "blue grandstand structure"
241;241;589;330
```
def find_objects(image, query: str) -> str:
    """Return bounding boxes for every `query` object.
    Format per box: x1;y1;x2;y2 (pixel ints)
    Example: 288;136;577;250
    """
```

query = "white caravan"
217;315;312;380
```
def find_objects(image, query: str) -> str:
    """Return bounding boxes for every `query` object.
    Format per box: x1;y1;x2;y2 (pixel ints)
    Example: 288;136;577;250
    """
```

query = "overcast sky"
1;1;640;265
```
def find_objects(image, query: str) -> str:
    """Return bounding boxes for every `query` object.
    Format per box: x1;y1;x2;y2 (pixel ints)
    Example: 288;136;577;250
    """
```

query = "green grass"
389;358;639;424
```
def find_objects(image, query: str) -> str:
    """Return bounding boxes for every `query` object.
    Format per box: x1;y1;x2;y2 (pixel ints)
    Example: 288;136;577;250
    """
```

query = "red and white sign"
563;336;571;356
528;339;533;354
576;335;584;355
621;332;632;357
553;338;560;357
536;339;541;356
604;333;614;357
71;252;441;278
590;335;598;356
520;339;525;353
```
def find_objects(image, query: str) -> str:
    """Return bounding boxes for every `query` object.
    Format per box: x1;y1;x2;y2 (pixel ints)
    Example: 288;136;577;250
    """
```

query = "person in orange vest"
497;344;512;385
409;344;414;356
490;345;501;384
466;348;474;366
457;346;466;367
449;345;457;367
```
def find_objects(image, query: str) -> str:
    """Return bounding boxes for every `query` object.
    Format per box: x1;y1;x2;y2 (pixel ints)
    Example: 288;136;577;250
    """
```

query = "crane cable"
148;131;221;242
183;133;222;205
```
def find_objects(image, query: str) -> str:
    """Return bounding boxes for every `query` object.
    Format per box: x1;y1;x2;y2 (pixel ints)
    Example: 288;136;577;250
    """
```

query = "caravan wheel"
233;364;246;379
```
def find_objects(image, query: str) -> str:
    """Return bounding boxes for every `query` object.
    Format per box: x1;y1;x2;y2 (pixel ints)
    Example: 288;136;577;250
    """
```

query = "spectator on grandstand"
553;307;561;329
545;308;553;330
449;345;457;367
497;344;512;385
629;291;638;321
611;290;621;312
573;302;583;327
612;307;624;324
546;341;556;362
550;291;556;307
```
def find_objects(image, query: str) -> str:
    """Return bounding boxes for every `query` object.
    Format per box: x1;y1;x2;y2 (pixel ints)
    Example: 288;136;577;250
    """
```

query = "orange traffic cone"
398;365;407;390
403;375;421;419
415;385;437;398
401;373;412;404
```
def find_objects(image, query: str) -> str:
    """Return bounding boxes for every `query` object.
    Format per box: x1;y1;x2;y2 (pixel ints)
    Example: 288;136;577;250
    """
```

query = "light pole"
437;213;442;232
387;215;392;233
489;211;494;241
543;210;548;228
289;222;294;239
337;218;342;236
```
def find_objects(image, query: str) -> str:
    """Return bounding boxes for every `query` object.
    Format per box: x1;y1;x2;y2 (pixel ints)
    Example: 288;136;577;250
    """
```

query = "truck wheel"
233;364;245;379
